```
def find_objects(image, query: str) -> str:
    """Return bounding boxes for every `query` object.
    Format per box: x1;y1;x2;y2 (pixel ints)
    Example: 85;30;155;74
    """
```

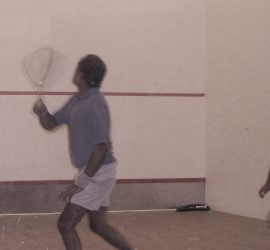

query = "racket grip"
33;99;48;117
38;110;48;117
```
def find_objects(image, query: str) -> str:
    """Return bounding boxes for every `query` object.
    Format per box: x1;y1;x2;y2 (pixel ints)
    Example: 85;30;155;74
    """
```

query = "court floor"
0;210;270;250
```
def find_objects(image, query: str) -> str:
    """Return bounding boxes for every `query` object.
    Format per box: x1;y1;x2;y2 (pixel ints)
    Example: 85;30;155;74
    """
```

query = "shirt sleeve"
53;96;76;125
87;99;111;145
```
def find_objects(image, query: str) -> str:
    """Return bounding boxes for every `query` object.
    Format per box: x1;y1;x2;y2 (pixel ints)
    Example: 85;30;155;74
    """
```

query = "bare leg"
58;203;87;250
89;207;134;250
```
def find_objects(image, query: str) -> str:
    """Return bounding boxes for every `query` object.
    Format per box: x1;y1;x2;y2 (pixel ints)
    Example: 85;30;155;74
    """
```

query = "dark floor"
0;210;270;250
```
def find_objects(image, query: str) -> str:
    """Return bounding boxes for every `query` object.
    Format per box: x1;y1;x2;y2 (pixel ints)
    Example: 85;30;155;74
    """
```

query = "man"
33;54;134;250
259;168;270;198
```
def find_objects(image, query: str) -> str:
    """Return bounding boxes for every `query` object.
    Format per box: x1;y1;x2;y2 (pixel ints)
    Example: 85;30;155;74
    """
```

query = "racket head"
22;47;54;90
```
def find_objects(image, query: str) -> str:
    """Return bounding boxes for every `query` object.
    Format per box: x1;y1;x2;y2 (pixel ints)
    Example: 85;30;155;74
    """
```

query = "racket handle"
36;85;44;101
35;94;44;102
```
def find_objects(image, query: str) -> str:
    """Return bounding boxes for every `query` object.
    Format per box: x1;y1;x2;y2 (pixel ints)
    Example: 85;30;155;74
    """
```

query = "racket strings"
22;47;54;92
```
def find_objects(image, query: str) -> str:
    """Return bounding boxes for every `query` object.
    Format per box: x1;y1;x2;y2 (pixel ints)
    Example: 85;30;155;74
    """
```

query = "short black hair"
78;54;107;87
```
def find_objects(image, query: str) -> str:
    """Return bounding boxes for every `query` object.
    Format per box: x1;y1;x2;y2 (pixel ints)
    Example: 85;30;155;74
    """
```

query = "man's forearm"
84;143;108;177
39;113;58;130
74;144;108;189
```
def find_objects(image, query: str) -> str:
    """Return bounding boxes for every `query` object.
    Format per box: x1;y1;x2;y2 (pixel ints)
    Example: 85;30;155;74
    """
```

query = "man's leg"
58;203;87;250
89;206;134;250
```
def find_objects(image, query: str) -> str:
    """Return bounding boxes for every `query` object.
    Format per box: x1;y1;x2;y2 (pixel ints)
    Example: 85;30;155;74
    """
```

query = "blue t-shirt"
54;88;115;169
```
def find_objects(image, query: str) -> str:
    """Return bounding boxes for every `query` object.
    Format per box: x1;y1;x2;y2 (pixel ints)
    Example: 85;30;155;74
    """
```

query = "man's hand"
59;184;83;202
33;99;48;116
32;99;58;130
259;183;270;198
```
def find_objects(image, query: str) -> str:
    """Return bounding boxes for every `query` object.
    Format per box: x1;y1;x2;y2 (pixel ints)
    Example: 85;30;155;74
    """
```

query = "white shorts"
70;162;116;211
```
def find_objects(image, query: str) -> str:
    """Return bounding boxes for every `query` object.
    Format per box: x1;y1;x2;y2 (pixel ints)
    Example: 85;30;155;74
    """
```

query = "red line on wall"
0;91;205;97
0;178;205;186
104;92;205;97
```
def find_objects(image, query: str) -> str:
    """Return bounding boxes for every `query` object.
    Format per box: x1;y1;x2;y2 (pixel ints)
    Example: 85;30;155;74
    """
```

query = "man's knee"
58;218;73;234
57;203;87;234
90;221;101;234
90;220;106;235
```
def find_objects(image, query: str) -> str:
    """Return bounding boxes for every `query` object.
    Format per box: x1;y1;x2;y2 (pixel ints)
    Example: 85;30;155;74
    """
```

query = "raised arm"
33;99;58;130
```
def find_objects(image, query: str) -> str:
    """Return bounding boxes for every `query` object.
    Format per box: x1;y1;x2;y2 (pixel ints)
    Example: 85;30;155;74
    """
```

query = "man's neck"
78;85;89;93
78;86;99;98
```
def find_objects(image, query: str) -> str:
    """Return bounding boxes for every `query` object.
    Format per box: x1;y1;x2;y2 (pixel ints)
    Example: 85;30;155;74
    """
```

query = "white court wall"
0;0;205;181
206;0;270;219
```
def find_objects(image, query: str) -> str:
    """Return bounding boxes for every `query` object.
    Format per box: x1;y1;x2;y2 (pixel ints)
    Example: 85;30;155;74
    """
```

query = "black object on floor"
176;204;211;212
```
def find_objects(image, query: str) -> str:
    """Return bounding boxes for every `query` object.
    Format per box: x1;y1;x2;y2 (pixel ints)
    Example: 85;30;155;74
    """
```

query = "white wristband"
75;173;94;189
